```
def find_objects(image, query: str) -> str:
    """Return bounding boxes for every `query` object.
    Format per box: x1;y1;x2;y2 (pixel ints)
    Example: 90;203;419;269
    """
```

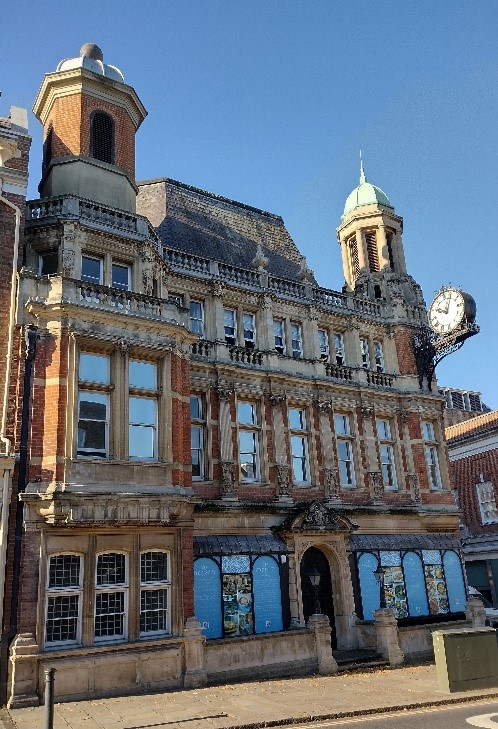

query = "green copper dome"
343;161;393;218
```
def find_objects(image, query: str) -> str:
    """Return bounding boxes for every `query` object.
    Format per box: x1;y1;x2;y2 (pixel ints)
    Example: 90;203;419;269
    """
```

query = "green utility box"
432;628;498;693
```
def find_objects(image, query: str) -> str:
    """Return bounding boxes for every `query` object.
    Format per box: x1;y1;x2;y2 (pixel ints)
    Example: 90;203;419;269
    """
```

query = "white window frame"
237;401;260;482
191;395;205;481
94;551;129;644
140;550;171;637
333;333;345;365
360;337;370;369
273;319;286;355
45;553;83;648
190;301;204;337
373;341;385;373
128;360;158;461
243;312;256;349
224;308;237;345
318;329;330;361
81;254;103;285
289;407;311;485
335;413;356;488
422;421;442;490
376;418;398;490
291;323;303;359
476;482;498;525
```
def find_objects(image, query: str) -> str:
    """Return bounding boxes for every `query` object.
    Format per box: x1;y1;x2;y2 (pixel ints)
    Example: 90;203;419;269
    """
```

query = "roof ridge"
137;177;284;222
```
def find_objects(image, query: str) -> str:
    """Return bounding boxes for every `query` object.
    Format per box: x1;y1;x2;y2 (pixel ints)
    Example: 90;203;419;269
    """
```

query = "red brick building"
0;44;475;707
446;411;498;607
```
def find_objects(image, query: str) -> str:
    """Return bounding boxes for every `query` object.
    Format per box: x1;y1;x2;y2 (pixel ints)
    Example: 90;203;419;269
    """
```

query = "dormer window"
90;111;115;164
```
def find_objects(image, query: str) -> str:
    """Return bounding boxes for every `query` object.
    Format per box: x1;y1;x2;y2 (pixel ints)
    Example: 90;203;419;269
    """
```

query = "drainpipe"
0;181;21;677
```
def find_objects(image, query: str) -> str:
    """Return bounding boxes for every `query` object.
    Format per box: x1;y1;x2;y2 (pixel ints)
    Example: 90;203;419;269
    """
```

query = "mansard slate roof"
137;178;316;283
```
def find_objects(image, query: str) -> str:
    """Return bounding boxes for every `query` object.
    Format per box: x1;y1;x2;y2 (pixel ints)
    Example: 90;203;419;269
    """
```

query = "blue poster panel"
358;553;379;620
443;551;467;613
253;556;283;633
403;551;429;618
194;558;222;639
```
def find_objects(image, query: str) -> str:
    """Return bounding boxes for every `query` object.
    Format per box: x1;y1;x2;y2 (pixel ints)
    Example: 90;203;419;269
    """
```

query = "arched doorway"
300;546;336;648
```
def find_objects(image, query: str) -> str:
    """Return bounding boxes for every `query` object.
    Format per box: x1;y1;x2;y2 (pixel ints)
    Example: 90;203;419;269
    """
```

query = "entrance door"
300;546;336;648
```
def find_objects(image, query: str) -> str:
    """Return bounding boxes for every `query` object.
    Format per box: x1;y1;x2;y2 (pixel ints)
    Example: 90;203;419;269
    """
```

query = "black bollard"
44;667;56;729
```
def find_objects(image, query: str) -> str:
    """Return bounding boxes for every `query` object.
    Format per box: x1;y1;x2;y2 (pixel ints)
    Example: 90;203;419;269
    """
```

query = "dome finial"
359;150;366;184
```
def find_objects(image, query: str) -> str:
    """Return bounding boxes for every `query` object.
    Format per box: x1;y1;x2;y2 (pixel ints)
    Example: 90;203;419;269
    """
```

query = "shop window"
94;552;128;643
193;553;283;640
476;481;498;525
376;418;398;490
45;554;83;646
140;551;171;636
289;408;310;485
190;301;204;336
90;110;115;164
191;395;205;481
237;401;260;482
334;413;356;487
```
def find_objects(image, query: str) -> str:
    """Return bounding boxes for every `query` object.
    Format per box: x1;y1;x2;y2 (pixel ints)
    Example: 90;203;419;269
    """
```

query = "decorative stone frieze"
217;386;234;401
280;501;358;533
115;338;130;355
211;281;225;299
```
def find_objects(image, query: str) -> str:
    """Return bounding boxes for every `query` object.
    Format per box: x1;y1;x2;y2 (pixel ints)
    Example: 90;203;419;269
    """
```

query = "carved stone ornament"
370;471;384;500
298;256;314;283
211;281;225;299
61;248;75;278
398;410;410;425
279;501;358;534
317;400;332;412
221;460;236;496
307;306;319;323
259;294;272;310
142;268;153;296
139;242;154;264
251;243;269;270
115;338;130;356
346;317;360;331
217;386;234;401
270;393;286;407
276;464;291;497
323;467;340;500
361;405;375;419
407;473;421;502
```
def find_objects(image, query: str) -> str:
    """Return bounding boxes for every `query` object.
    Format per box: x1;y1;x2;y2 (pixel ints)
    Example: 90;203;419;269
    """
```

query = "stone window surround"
74;344;167;464
43;549;172;650
223;306;257;349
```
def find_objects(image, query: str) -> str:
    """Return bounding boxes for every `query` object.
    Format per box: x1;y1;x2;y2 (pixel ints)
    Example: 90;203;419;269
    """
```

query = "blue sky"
3;0;498;406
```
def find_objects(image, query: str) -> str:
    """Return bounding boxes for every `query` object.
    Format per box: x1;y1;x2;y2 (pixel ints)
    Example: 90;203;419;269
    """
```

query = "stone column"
465;597;486;628
217;386;236;500
183;617;207;688
287;553;301;627
307;614;339;674
373;608;404;666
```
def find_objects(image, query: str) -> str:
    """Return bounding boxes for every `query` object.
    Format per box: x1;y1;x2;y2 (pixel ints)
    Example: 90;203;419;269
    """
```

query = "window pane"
289;408;306;430
422;421;435;441
190;395;202;419
140;589;168;633
190;302;204;335
95;592;125;637
377;419;391;439
81;256;102;284
239;431;256;453
96;553;126;586
129;397;156;424
79;353;109;384
141;551;168;583
48;555;81;588
129;424;155;459
40;251;58;275
129;361;156;389
334;414;350;435
78;393;107;456
112;263;130;290
191;426;202;449
46;595;79;643
238;402;256;425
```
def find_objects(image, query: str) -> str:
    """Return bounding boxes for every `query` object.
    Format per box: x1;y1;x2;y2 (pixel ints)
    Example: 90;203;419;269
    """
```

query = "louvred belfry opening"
91;111;115;164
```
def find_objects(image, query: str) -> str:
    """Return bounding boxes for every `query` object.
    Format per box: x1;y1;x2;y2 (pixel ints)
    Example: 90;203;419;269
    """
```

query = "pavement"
3;663;498;729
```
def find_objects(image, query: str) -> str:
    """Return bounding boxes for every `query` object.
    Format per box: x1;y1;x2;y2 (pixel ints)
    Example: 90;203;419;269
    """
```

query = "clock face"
429;289;465;334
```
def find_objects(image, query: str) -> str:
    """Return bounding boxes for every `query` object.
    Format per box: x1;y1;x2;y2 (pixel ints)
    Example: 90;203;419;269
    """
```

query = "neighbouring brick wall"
394;326;417;375
450;445;498;536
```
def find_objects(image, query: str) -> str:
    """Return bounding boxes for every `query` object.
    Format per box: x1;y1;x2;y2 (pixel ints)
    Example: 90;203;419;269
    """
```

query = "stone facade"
0;45;474;707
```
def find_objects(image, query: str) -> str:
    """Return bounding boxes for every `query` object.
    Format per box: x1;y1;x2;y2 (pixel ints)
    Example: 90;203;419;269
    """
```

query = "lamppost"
373;564;387;609
309;565;321;615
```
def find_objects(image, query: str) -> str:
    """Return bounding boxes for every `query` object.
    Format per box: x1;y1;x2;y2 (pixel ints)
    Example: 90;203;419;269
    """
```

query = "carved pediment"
278;501;358;533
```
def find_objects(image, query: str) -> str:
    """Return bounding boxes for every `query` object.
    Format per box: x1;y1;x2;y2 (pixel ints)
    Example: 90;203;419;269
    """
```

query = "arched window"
43;124;53;172
90;111;115;164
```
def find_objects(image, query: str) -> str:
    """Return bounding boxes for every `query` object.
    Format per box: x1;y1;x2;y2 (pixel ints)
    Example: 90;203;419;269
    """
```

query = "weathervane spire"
359;150;366;184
